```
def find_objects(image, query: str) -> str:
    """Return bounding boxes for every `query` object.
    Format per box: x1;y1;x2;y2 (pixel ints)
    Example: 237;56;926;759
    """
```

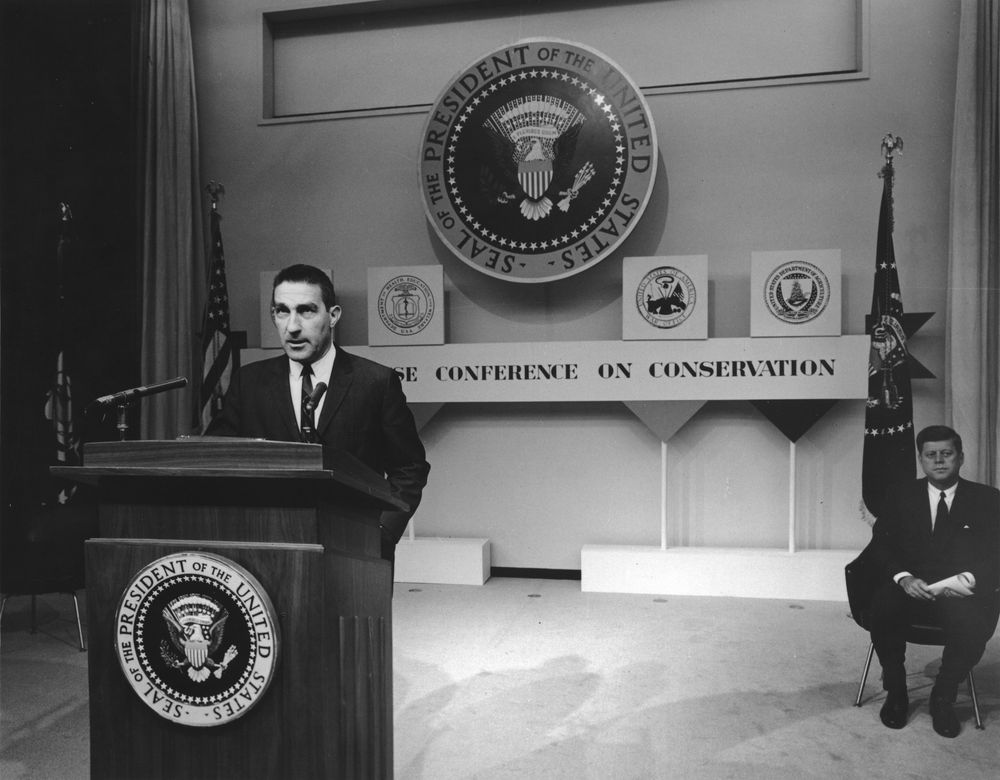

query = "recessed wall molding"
261;0;868;124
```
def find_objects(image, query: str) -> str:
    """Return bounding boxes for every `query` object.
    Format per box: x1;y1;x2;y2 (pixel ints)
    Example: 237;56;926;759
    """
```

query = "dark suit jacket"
869;477;1000;598
206;347;429;540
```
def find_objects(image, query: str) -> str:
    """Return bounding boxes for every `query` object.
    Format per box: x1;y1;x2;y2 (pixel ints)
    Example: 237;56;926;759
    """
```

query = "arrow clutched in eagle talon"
557;161;596;212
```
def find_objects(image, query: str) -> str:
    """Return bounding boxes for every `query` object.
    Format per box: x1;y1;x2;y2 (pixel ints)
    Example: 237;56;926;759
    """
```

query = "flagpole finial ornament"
206;181;225;211
879;133;902;179
881;133;902;161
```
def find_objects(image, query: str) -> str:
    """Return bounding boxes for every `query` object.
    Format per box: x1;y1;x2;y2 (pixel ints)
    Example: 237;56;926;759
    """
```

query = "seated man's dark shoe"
879;691;909;729
930;696;960;738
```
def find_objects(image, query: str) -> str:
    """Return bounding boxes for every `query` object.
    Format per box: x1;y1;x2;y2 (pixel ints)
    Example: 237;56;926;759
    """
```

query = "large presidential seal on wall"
114;552;279;727
420;39;657;283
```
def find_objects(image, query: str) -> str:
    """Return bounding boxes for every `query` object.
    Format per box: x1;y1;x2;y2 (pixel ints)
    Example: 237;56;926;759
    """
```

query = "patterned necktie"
933;491;949;537
300;363;315;442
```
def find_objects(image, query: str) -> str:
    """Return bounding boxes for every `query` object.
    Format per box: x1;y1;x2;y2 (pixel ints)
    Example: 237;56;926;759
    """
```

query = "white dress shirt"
893;481;965;586
288;345;336;431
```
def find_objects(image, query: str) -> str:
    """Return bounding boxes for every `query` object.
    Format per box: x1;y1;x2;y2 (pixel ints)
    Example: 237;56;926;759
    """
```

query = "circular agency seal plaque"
764;261;830;324
377;274;435;335
419;39;657;283
115;551;280;727
635;266;697;328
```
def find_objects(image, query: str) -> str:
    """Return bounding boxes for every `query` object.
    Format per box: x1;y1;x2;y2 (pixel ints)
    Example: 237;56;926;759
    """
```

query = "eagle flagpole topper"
420;39;657;283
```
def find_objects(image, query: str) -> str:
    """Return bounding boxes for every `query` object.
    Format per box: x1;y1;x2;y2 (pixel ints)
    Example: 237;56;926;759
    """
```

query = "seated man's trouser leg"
935;597;993;699
869;581;992;698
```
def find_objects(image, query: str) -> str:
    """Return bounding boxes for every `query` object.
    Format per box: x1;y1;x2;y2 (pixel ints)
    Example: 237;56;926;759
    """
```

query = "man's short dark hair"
272;264;336;308
916;425;963;454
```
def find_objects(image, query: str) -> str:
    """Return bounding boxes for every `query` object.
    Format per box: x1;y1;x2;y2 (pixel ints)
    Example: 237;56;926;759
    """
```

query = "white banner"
248;336;869;403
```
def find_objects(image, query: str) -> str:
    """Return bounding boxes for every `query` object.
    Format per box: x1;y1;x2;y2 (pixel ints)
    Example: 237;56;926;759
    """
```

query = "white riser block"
394;537;491;586
581;545;855;601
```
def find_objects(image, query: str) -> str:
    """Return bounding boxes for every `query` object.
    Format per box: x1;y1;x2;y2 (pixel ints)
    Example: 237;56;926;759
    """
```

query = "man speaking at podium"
207;264;430;564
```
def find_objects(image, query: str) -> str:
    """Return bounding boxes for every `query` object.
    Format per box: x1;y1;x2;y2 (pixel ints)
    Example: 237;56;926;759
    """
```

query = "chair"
0;500;97;651
845;544;1000;730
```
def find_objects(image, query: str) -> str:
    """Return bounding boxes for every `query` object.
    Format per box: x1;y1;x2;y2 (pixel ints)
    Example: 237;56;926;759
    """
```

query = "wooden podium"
54;438;406;779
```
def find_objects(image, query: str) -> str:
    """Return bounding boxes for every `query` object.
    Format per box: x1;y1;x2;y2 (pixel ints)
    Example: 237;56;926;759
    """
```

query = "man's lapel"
945;478;971;535
914;478;934;543
316;346;353;436
267;357;300;439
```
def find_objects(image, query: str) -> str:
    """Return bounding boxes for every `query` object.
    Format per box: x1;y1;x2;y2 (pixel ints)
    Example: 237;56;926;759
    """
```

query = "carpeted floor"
2;579;998;779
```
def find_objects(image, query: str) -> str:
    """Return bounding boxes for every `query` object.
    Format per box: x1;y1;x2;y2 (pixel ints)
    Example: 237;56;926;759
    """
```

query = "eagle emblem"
867;312;909;410
160;593;238;682
482;95;591;221
646;274;689;316
419;39;658;283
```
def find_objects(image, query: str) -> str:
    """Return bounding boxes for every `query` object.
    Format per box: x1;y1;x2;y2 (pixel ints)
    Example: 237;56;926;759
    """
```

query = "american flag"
199;187;233;432
862;147;914;518
44;202;80;503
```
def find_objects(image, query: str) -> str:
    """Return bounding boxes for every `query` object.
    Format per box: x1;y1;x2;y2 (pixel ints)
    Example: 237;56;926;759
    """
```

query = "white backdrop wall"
190;0;959;569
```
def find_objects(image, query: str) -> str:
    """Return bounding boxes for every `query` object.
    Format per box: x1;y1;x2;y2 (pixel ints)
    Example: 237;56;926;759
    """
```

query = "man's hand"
899;575;936;601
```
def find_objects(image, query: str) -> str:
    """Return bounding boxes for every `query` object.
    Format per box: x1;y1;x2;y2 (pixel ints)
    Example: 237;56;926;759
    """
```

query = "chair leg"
71;592;86;652
855;641;875;706
967;670;983;730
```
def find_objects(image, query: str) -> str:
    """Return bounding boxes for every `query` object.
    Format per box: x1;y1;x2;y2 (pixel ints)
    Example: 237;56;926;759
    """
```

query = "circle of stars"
444;67;626;258
124;571;264;712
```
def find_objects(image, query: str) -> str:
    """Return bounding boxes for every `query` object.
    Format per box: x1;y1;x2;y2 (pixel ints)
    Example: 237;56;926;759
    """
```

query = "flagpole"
199;180;234;433
46;202;80;502
862;132;916;519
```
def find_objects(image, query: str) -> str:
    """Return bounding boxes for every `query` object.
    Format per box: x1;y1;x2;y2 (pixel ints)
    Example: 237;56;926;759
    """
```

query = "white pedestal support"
394;537;491;585
581;546;854;601
788;439;796;553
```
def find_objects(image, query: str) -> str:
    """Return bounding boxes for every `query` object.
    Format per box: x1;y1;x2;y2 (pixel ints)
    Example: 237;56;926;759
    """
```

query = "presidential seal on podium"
114;551;279;727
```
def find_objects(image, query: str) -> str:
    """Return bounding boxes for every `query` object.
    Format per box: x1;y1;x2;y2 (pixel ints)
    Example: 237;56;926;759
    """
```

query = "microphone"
301;382;327;443
304;382;327;413
91;376;188;407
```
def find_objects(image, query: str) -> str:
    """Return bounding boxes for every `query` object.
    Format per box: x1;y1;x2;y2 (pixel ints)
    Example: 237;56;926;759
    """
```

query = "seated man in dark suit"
207;264;430;564
868;425;999;737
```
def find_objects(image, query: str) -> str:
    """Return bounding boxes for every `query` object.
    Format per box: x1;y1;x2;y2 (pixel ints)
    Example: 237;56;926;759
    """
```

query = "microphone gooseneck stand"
88;377;189;440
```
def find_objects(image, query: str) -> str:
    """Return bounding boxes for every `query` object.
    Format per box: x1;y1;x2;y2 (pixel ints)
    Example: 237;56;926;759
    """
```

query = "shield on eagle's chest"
518;159;553;200
185;642;209;669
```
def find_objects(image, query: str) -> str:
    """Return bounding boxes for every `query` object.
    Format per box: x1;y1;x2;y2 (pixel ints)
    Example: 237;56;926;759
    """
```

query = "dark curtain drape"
946;0;1000;486
136;0;205;439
